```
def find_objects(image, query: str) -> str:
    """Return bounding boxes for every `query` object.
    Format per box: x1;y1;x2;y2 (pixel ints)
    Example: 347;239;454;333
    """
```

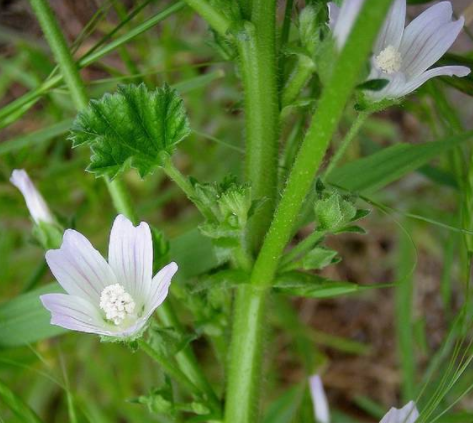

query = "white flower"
380;401;419;423
40;214;178;339
309;374;330;423
10;169;54;225
328;0;365;50
328;0;470;101
309;375;418;423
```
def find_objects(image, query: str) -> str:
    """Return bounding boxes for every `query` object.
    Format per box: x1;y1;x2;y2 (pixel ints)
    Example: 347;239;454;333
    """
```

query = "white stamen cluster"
99;284;135;325
374;45;402;74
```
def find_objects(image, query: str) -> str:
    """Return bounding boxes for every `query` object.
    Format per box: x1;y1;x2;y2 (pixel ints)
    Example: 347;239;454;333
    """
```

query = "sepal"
32;221;64;250
314;182;357;232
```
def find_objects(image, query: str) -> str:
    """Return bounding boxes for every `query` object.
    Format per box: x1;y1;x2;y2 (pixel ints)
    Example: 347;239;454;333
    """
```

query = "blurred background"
1;0;473;421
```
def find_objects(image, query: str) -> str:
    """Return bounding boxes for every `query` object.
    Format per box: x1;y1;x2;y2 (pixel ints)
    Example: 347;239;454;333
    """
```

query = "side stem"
28;0;88;110
29;0;219;411
323;111;369;179
137;339;201;397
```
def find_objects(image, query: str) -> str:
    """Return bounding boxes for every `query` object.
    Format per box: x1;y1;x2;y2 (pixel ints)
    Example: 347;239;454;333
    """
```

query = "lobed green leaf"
69;83;191;178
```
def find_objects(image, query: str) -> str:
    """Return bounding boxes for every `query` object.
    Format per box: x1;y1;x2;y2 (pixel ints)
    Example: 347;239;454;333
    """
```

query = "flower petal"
397;65;471;97
108;214;153;305
375;0;405;53
41;293;114;336
309;374;330;423
143;262;178;318
327;3;340;31
403;17;464;77
10;169;54;224
380;401;419;423
46;229;117;302
332;0;365;49
400;2;459;76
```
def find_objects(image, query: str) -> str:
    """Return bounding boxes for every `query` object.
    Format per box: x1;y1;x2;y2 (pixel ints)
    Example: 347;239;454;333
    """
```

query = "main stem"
30;0;219;411
225;1;393;422
224;0;279;421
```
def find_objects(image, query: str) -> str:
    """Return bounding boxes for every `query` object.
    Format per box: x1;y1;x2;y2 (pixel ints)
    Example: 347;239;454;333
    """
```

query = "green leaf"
356;78;389;92
0;284;64;348
192;269;248;293
263;384;305;423
274;271;360;298
299;5;321;57
134;378;175;416
0;379;44;423
69;83;191;178
328;131;473;193
300;247;340;270
148;327;197;358
0;119;72;156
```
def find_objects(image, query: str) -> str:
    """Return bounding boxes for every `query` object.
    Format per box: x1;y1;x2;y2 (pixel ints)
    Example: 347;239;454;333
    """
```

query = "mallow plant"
3;0;473;422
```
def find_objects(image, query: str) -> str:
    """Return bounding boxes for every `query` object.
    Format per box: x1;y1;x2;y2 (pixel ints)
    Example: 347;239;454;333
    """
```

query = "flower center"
374;45;402;74
99;284;135;325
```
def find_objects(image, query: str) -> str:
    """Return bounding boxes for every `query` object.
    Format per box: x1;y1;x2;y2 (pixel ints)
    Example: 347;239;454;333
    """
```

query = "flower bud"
10;169;54;225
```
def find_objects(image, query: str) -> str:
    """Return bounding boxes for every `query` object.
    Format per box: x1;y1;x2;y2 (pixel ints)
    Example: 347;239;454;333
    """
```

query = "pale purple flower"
309;374;330;423
328;0;365;50
10;169;54;224
380;401;419;423
40;214;178;339
328;0;470;101
309;374;419;423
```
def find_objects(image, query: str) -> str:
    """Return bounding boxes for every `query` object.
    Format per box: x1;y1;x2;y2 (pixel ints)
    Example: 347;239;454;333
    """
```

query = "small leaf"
301;247;340;270
356;78;389;92
314;190;357;231
192;269;248;293
134;378;175;416
69;83;190;178
351;209;370;222
333;225;367;234
148;327;197;358
299;5;321;57
274;271;359;298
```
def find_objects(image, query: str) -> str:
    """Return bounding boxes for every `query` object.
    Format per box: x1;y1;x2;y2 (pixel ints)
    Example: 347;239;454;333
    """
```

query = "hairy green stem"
236;23;279;250
279;230;324;269
224;0;279;421
28;0;88;110
251;0;392;290
106;177;139;224
184;0;231;36
281;55;315;109
323;112;369;179
225;2;393;422
30;1;219;411
157;304;222;414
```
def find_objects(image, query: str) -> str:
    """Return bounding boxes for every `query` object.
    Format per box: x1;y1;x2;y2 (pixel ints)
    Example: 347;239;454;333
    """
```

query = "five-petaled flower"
10;169;54;225
309;374;419;423
328;0;471;101
40;214;178;339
